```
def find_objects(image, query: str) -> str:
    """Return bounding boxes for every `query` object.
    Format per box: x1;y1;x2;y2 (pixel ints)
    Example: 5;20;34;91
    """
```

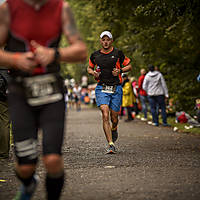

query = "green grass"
167;117;200;135
137;113;200;135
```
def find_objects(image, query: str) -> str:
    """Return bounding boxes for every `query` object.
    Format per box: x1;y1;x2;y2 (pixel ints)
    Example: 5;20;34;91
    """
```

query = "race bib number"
23;74;63;106
102;85;116;94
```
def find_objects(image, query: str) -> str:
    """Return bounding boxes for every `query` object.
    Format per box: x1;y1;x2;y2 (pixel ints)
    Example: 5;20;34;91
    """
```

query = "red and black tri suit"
5;0;63;76
5;0;66;164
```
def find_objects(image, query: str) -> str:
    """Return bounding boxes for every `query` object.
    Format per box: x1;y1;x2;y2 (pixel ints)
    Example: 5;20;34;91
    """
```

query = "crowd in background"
118;64;173;126
64;64;172;127
63;65;173;124
64;82;96;112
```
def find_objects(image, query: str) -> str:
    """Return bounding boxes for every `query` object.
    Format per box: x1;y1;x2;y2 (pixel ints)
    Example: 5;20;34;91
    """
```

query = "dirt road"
1;105;200;200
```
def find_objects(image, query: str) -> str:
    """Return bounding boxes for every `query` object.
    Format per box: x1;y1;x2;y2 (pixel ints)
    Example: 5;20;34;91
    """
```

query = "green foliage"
62;0;200;113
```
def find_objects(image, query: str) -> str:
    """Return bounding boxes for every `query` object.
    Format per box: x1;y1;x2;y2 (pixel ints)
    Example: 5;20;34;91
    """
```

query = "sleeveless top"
6;0;63;77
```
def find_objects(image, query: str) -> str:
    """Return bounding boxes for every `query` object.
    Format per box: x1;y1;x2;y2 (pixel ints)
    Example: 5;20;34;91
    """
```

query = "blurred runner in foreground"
0;0;87;199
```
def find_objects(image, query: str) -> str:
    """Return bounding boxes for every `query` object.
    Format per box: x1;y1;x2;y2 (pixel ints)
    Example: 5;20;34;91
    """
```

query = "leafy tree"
62;0;200;113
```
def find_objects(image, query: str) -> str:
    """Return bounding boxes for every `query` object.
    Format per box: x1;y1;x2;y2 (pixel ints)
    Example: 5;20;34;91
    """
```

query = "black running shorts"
8;79;65;165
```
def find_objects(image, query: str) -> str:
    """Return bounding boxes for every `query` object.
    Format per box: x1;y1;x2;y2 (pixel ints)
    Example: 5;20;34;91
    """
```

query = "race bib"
102;85;116;94
23;74;63;106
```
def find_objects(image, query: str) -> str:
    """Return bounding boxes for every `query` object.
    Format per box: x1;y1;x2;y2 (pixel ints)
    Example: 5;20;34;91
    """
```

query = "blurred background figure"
67;85;74;109
166;98;176;117
84;92;90;105
138;68;148;121
130;76;140;116
90;88;96;107
195;99;200;123
73;83;82;111
197;73;200;82
122;73;135;122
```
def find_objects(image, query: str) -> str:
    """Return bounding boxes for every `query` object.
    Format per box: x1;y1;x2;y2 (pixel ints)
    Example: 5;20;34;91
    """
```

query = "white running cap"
100;31;113;39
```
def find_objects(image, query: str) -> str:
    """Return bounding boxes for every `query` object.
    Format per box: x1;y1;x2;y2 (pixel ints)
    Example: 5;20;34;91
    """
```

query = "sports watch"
54;48;60;62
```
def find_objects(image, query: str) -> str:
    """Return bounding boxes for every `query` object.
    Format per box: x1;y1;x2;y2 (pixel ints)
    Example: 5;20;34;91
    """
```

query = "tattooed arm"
59;1;87;62
31;1;87;66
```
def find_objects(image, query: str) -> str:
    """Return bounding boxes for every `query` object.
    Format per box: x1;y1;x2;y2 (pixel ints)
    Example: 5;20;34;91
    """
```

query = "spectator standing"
122;73;135;122
131;77;140;115
90;88;96;107
67;85;74;109
143;64;169;126
138;68;148;121
73;83;82;111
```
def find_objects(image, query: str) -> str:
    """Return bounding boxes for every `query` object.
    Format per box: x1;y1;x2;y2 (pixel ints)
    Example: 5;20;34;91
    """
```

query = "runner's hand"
112;68;120;76
93;71;100;79
31;40;55;67
13;52;37;73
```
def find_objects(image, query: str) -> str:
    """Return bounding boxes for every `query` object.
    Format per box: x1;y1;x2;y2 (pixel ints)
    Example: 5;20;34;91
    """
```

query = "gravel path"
0;105;200;200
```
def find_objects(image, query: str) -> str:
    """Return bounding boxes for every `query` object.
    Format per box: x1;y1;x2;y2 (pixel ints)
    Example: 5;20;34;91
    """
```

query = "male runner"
87;31;132;154
0;0;87;199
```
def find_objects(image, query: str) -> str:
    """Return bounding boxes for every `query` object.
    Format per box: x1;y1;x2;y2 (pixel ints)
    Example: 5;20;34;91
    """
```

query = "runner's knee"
102;112;109;122
101;108;110;122
111;117;118;125
43;154;63;173
16;164;36;178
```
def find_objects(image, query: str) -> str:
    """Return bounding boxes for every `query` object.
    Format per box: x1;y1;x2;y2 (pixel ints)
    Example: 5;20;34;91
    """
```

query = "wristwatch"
54;48;60;62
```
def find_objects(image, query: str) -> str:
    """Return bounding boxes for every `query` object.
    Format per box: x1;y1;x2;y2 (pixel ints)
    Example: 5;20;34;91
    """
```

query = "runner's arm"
0;3;37;72
0;3;13;67
87;66;100;80
112;63;132;76
121;63;132;73
113;52;132;76
118;51;132;74
59;2;87;62
31;2;87;67
87;66;95;76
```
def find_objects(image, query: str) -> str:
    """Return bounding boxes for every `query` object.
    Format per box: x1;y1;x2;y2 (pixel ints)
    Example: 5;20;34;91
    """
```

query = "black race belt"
23;74;63;106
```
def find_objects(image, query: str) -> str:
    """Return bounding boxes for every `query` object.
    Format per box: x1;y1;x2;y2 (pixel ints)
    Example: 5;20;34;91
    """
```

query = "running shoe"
106;144;116;154
152;123;159;126
162;123;171;127
111;129;118;143
13;175;39;200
